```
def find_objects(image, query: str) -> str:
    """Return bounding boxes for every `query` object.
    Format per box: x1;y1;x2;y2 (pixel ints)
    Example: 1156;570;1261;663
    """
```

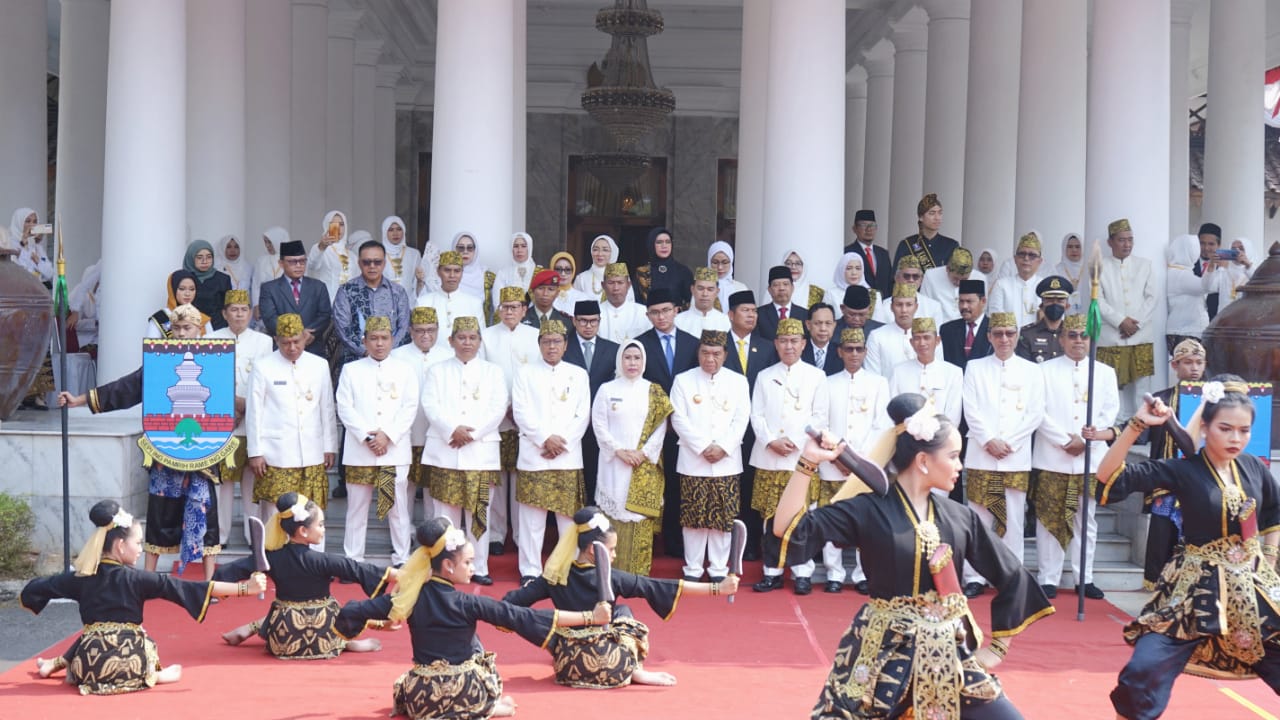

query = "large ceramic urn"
1202;241;1280;451
0;248;54;420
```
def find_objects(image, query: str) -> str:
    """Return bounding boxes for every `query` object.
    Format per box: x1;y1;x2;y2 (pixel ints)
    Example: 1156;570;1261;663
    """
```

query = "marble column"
1086;0;1170;387
1014;0;1087;267
960;0;1019;258
245;0;292;257
290;0;328;243
512;0;527;231
429;0;514;271
187;0;246;249
886;10;928;249
374;65;401;222
759;0;844;288
861;40;894;245
351;39;380;234
921;0;969;237
1201;0;1265;246
1168;1;1196;236
733;0;770;291
0;0;47;223
54;0;111;282
325;12;360;222
844;69;868;233
98;0;187;380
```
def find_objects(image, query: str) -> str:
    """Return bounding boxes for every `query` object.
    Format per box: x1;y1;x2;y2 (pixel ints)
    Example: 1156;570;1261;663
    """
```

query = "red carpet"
4;554;1279;719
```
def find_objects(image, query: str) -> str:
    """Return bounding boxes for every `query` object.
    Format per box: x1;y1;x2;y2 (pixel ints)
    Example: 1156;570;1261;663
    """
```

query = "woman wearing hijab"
976;247;999;276
824;252;874;309
549;251;591;317
635;226;693;308
452;231;495;317
590;340;671;575
184;239;232;329
1165;234;1210;354
380;215;421;297
215;234;252;292
575;234;633;302
68;260;102;353
10;207;52;285
309;210;352;301
783;249;825;310
252;227;288;324
707;240;747;313
490;232;538;314
1054;233;1086;313
147;270;213;338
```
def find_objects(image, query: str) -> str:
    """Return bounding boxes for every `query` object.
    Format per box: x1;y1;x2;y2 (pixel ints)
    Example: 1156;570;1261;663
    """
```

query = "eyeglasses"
456;244;475;252
710;258;731;266
647;306;675;316
784;260;804;268
990;330;1018;339
855;222;877;229
1015;252;1040;260
900;272;922;282
554;265;573;273
360;258;384;267
1065;331;1087;339
282;258;306;265
575;317;600;326
845;346;867;353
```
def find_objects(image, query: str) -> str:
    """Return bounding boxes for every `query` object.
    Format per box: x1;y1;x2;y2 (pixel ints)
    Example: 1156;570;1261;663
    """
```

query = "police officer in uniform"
1015;275;1073;364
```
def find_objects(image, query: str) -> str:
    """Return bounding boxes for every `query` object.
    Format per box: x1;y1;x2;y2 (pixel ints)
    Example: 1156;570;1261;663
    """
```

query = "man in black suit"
940;279;992;371
259;239;332;358
844;209;893;297
801;303;843;375
635;288;699;556
834;285;883;338
562;300;619;504
756;265;808;341
523;268;571;329
722;289;777;561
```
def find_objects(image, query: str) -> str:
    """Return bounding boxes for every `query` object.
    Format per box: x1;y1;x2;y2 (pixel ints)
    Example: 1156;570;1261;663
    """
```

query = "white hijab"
783;248;815;308
832;251;869;291
381;215;408;259
322;210;349;250
575;234;619;296
1166;234;1199;269
453;231;487;299
216;234;251;290
8;207;37;247
496;232;536;289
69;260;102;315
1055;233;1085;286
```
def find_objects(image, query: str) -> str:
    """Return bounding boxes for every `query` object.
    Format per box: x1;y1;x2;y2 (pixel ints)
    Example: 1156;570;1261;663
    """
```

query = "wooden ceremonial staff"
55;219;71;570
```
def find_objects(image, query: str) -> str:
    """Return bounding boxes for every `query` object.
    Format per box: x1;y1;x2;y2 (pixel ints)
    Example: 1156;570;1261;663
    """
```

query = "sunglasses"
360;258;385;267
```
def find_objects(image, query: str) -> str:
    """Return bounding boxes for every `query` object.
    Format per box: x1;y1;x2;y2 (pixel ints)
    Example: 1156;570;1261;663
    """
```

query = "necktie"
816;347;825;368
584;340;594;368
964;322;975;356
737;338;748;370
663;334;674;374
779;306;788;320
291;278;301;303
864;245;875;278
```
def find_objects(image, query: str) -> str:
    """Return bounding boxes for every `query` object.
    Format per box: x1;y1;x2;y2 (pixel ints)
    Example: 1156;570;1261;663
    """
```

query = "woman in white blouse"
1164;234;1209;354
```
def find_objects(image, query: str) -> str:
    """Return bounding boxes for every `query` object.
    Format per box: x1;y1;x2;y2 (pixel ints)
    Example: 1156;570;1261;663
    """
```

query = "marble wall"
395;109;738;271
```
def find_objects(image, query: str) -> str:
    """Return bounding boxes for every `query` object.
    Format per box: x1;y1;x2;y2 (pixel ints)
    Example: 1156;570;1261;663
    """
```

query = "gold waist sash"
1180;536;1266;665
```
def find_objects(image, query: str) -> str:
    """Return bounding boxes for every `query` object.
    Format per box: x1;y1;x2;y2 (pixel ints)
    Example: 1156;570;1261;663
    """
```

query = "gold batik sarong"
68;622;163;696
608;516;656;576
624;383;674;519
428;467;497;539
345;465;396;520
751;469;793;519
408;446;430;488
260;596;347;659
549;616;650;689
516;469;585;517
393;651;503;720
964;469;1029;538
1029;470;1098;550
218;441;249;483
1096;343;1155;387
254;464;329;510
500;429;519;471
679;474;741;531
809;477;844;509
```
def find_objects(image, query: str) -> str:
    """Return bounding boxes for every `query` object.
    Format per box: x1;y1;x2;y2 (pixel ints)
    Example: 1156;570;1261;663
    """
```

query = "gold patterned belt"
410;651;494;679
274;596;336;610
1178;536;1267;665
846;591;974;720
82;621;146;636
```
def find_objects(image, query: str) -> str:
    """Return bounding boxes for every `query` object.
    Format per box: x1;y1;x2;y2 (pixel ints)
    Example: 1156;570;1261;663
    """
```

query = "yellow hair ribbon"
830;424;902;504
72;526;110;577
543;521;594;586
266;495;311;551
389;533;452;622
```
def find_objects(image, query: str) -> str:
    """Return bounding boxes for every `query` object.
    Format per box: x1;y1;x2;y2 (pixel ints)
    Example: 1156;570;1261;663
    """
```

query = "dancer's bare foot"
156;664;182;684
493;695;518;716
221;622;258;646
35;657;64;678
632;667;677;686
346;638;382;652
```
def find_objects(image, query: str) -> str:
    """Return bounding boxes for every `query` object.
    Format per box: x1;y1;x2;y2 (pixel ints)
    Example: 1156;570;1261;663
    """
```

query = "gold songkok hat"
540;319;567;337
410;306;438;324
1016;232;1041;252
276;313;304;337
891;283;918;299
693;266;717;282
364;316;391;333
170;304;203;326
947;248;973;275
1171;338;1205;361
605;262;629;278
1063;314;1087;331
452;316;480;334
499;286;526;304
438;250;463;267
917;192;941;217
700;329;728;347
224;289;250;306
777;318;805;337
989;312;1018;329
839;328;865;345
911;317;937;334
1108;218;1131;236
896;255;922;271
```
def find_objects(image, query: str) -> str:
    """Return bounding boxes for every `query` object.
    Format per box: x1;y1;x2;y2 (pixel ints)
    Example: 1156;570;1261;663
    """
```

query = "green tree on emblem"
175;417;204;447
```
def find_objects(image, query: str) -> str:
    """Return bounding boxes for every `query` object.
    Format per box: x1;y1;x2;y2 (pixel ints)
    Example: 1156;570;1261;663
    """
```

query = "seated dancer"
23;500;265;694
216;492;395;658
503;506;739;689
1095;376;1280;720
774;393;1053;719
334;517;612;719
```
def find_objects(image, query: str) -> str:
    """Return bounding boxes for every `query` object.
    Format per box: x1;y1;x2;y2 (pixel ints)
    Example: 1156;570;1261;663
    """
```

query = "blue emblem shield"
138;338;239;471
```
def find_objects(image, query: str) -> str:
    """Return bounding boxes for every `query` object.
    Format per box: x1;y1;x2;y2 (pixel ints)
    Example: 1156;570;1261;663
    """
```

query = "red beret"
530;268;559;289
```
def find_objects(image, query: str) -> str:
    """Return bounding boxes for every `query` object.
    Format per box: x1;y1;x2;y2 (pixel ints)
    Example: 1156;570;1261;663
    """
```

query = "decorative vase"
0;248;53;420
1202;241;1280;451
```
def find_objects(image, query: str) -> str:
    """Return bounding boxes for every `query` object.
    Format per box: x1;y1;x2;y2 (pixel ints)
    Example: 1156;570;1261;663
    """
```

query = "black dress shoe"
792;577;813;596
332;485;347;499
488;541;505;556
1082;583;1106;600
471;574;494;586
1040;584;1058;599
963;582;986;598
520;575;538;587
824;581;843;594
854;580;869;595
752;575;784;592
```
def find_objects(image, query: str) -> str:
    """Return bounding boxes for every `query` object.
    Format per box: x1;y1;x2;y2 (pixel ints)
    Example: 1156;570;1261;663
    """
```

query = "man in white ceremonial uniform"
335;316;419;565
422;316;508;585
512;319;592;583
818;328;891;594
390;306;453;515
864;284;919;381
210;289;274;546
247;313;338;549
669;330;751;582
889;317;963;429
871;255;945;328
1095;217;1158;417
749;317;830;596
960;312;1046;597
675;267;732;336
987;232;1045;329
480;287;541;557
598;262;650;343
921;247;986;325
1031;314;1119;601
416;250;483;349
